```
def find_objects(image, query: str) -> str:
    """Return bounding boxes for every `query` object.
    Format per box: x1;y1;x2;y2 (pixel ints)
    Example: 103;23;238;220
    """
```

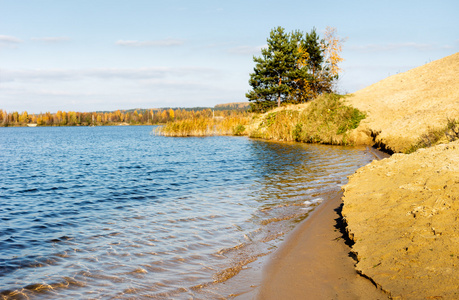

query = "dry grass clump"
155;115;251;137
405;118;459;153
248;94;365;145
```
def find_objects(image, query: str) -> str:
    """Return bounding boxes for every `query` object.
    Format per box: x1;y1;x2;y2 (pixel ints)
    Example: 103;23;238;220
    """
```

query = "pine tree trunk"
278;77;282;107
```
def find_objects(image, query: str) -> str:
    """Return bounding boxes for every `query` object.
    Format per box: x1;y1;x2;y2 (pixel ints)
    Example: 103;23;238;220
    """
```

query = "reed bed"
155;115;251;137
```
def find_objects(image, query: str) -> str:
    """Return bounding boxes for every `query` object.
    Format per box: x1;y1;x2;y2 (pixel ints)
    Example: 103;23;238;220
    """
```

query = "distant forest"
0;103;249;127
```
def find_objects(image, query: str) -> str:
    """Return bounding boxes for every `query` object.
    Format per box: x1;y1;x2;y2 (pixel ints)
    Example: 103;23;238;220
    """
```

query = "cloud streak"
0;35;23;47
1;67;221;83
116;38;185;47
228;45;266;55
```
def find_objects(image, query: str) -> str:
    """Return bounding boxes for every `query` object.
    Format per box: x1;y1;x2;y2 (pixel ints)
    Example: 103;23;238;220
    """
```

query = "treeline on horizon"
0;103;250;127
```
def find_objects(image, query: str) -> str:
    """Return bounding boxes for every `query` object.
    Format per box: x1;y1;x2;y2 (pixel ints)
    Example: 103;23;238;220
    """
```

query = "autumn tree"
19;111;29;123
37;114;44;125
1;110;7;125
160;110;168;122
322;26;345;90
168;108;175;120
56;111;63;124
68;111;77;125
11;111;19;123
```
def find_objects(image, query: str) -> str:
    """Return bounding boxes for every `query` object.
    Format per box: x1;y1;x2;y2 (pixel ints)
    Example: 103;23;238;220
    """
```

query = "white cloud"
0;35;23;47
139;78;214;90
1;67;221;82
228;45;266;55
31;37;70;43
116;38;185;47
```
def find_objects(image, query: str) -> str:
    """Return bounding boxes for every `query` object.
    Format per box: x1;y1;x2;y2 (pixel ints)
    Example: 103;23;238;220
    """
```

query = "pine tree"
246;27;304;112
302;28;332;96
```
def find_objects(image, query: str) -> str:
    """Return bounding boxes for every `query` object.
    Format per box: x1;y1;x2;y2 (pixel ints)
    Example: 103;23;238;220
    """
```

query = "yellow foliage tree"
294;45;314;102
56;110;63;124
68;111;77;125
37;114;44;125
19;111;29;123
168;108;175;120
322;26;345;77
161;110;169;121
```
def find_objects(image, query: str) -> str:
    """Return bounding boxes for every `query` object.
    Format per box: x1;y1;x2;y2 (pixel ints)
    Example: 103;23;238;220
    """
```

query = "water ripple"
0;126;374;299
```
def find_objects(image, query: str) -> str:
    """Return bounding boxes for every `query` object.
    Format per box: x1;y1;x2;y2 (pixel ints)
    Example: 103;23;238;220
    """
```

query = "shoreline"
255;147;390;299
256;191;389;299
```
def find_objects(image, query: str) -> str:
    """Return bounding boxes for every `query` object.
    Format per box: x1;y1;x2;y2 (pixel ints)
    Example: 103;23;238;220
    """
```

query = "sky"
1;0;458;114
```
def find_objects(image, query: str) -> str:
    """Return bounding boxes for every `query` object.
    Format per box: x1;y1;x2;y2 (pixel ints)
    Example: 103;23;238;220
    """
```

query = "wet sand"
256;192;389;299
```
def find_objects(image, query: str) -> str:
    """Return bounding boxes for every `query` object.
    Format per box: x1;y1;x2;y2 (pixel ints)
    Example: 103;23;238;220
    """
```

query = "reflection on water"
0;126;374;299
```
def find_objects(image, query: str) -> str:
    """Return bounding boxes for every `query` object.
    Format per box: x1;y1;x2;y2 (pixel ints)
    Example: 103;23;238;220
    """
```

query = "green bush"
233;124;246;136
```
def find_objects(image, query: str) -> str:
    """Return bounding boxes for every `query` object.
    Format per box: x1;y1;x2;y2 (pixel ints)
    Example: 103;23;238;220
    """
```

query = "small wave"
213;253;269;283
0;255;62;278
260;212;307;225
118;165;144;170
303;197;323;206
0;276;87;298
120;267;148;275
217;243;246;255
49;236;73;243
18;188;39;193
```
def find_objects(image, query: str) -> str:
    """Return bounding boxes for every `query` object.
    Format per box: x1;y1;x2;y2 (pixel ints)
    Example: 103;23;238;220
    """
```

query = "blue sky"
1;0;458;113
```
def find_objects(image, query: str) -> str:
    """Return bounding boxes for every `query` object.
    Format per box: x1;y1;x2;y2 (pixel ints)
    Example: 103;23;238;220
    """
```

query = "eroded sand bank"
341;53;459;299
342;141;459;299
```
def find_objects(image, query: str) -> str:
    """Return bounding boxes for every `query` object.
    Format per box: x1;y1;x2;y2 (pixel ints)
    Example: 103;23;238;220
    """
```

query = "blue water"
0;126;374;299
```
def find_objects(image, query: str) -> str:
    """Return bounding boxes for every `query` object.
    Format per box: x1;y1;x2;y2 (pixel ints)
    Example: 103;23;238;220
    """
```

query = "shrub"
248;93;366;145
233;124;246;136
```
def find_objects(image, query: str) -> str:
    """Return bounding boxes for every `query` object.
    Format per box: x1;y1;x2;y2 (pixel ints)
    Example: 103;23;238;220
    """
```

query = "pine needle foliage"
246;26;345;112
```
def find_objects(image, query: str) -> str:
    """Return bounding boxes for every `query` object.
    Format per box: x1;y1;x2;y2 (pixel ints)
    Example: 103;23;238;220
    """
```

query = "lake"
0;126;374;299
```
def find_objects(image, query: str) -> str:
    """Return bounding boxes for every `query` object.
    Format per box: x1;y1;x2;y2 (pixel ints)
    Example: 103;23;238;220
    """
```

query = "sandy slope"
342;53;459;299
346;52;459;153
342;141;459;299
